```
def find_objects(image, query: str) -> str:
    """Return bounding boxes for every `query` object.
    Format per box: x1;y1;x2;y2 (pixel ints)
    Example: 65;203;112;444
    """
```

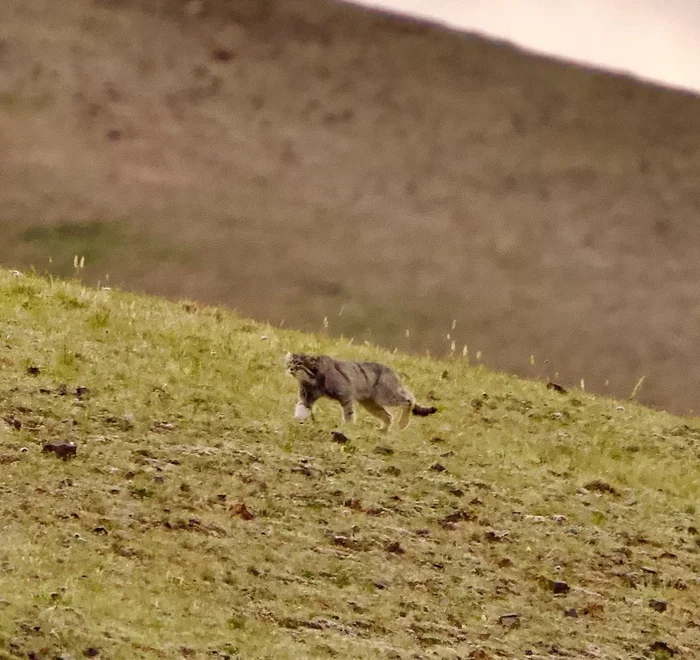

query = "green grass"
0;268;698;659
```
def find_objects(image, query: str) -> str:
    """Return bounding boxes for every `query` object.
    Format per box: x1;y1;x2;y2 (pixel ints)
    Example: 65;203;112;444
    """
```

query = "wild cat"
285;352;437;432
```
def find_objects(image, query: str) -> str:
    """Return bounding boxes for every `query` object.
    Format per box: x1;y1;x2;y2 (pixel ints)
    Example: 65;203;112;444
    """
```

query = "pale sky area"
357;0;700;94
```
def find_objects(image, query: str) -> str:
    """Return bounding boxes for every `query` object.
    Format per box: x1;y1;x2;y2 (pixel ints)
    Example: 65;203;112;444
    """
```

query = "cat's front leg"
294;401;313;420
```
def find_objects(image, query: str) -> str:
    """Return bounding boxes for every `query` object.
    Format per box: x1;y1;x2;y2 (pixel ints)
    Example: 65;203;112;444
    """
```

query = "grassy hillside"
4;0;700;413
0;268;698;659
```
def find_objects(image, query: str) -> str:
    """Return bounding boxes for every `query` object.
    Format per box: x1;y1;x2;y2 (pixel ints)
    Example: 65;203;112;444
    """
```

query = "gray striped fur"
285;352;437;432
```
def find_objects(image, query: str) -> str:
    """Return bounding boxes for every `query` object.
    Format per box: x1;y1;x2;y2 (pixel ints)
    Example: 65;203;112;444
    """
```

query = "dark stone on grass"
498;613;520;629
374;445;394;456
331;431;350;444
83;648;100;658
649;599;668;613
467;650;492;660
386;541;405;555
42;442;77;460
26;366;40;376
430;463;446;473
546;381;567;394
650;641;675;656
564;608;578;618
550;580;571;594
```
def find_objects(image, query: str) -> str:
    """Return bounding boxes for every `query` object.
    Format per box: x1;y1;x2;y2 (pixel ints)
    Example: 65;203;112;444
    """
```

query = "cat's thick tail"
412;404;438;417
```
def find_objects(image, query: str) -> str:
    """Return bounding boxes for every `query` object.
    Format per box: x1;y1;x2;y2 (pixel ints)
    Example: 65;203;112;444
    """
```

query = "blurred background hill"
2;0;700;413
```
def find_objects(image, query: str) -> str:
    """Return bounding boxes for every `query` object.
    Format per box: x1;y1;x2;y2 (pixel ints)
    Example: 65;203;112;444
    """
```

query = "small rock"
27;365;41;376
83;648;100;658
546;381;567;394
92;526;109;535
331;431;350;444
498;613;520;629
485;530;509;542
468;651;492;660
75;386;90;399
430;463;446;473
564;608;578;618
42;442;77;460
649;599;668;613
650;641;675;656
550;580;570;594
374;445;394;456
386;541;405;555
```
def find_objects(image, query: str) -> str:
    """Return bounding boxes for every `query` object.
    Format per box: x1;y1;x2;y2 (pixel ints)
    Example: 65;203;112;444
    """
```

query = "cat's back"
331;358;402;393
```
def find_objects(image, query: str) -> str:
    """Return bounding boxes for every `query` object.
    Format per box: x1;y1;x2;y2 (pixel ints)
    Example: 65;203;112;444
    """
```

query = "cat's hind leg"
397;401;413;429
359;400;393;432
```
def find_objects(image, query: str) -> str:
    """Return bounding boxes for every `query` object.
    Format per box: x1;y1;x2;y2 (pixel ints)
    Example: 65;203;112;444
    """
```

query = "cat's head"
285;352;320;382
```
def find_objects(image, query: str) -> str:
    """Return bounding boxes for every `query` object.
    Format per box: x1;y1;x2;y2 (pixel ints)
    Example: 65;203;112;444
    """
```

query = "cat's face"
285;352;319;382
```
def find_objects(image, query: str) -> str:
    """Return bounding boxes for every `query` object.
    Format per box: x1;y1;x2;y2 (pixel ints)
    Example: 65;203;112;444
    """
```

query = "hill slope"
0;268;699;659
3;0;700;413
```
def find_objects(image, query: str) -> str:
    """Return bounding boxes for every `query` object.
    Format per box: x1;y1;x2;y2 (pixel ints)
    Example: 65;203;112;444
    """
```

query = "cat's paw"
294;403;312;420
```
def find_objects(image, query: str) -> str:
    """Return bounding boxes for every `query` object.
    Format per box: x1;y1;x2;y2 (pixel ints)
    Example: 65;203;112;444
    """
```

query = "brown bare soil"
2;0;700;413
